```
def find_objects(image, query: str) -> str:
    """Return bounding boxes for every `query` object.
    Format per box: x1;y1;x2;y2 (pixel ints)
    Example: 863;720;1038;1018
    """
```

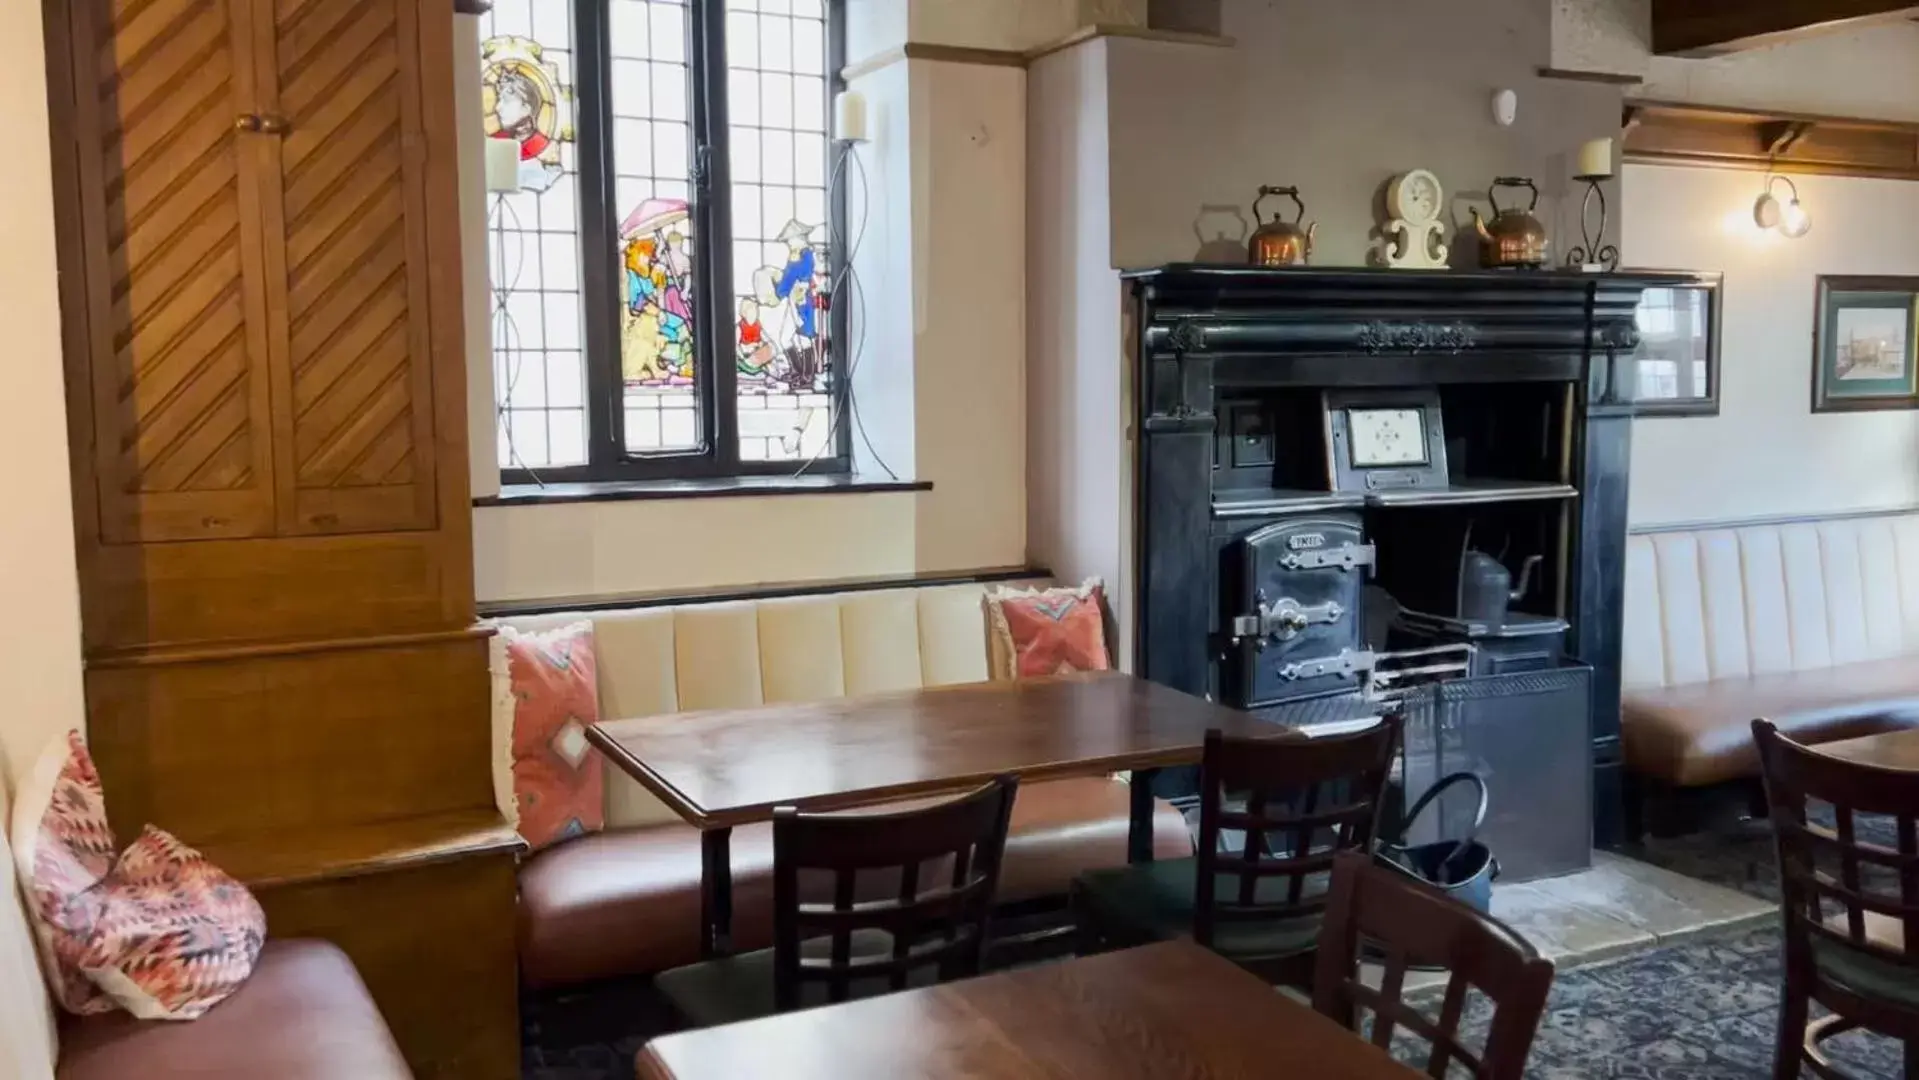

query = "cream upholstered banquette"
1621;513;1919;789
490;577;1192;989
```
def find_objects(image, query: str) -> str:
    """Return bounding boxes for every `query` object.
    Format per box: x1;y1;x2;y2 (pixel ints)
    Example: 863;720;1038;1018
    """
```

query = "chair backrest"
1312;851;1554;1080
1753;718;1919;986
771;775;1018;1011
1193;716;1401;950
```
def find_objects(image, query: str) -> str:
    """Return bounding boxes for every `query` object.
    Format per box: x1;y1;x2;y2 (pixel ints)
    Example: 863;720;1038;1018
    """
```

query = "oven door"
1231;515;1373;707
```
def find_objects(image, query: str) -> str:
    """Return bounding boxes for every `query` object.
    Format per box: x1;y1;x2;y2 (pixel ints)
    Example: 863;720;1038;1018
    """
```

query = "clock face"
1346;407;1428;467
1391;170;1443;224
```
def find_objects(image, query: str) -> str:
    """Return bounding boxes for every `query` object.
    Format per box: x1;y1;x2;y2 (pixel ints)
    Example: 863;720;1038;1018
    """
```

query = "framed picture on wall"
1621;270;1721;417
1813;276;1919;413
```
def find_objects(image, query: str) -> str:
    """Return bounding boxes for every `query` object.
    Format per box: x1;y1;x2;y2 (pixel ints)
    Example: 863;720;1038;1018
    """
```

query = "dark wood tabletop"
636;941;1415;1080
1815;727;1919;769
585;671;1283;827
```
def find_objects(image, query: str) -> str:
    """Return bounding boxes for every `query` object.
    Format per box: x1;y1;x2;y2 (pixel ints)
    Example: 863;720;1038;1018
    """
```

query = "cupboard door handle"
235;114;291;135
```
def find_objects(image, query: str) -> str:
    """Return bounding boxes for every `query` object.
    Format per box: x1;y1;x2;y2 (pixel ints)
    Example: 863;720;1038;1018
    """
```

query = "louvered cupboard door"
254;0;442;536
69;0;279;544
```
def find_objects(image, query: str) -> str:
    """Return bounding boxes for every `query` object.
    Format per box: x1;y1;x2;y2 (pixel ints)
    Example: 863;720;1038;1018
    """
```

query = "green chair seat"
655;929;943;1029
1812;934;1919;1012
1072;855;1325;959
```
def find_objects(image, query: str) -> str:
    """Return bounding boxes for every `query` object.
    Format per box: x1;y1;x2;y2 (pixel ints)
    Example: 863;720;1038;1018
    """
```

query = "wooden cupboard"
44;1;518;1076
68;0;446;546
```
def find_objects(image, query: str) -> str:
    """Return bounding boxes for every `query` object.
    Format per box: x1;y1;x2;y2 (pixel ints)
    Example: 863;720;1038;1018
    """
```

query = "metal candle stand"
1564;174;1618;272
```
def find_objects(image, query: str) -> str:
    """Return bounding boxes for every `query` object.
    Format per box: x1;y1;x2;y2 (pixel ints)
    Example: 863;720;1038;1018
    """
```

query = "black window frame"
500;0;850;486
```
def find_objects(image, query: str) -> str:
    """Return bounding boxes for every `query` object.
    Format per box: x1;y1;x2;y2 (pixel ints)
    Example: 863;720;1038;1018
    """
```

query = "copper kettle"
1470;177;1549;268
1248;186;1316;266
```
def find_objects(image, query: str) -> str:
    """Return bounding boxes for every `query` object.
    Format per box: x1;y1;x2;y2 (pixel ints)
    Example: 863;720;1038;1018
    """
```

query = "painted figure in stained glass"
620;198;696;386
742;220;829;391
481;36;573;194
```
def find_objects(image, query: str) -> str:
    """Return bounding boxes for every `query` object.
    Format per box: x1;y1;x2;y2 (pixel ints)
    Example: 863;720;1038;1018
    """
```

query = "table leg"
1129;768;1161;863
700;827;734;958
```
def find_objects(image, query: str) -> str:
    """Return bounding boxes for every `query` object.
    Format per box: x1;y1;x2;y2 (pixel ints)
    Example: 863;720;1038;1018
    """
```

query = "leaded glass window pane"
724;0;832;463
480;2;588;469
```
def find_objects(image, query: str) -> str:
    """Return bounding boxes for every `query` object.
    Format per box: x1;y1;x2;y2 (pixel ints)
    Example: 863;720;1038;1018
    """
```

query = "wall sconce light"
1754;175;1811;239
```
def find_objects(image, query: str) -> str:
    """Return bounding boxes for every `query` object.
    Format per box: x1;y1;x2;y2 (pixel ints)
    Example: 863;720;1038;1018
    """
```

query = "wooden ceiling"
1623;100;1919;180
1652;0;1919;55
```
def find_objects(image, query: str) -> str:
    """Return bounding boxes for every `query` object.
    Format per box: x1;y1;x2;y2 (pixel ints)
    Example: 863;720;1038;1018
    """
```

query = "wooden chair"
1753;718;1919;1080
1312;851;1554;1080
654;775;1018;1028
1070;717;1400;985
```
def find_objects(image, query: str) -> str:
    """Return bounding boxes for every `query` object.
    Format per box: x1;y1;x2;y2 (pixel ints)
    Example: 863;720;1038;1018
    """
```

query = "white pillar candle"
1576;137;1614;179
834;90;869;144
484;136;523;194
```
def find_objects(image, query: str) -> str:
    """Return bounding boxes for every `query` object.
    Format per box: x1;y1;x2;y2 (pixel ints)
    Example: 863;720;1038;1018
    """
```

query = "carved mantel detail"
1355;321;1477;356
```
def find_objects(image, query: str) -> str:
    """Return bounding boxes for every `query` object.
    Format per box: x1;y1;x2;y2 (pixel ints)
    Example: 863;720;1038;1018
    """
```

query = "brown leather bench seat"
1622;518;1919;794
56;940;411;1080
1623;657;1919;787
518;776;1191;987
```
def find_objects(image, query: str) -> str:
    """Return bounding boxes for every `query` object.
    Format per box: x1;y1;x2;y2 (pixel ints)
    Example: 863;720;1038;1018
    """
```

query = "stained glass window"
724;0;832;462
610;0;700;455
482;0;843;482
480;1;587;470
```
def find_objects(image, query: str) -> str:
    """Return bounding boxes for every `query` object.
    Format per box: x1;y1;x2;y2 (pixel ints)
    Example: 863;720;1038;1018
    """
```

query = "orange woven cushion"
502;622;606;849
988;582;1113;679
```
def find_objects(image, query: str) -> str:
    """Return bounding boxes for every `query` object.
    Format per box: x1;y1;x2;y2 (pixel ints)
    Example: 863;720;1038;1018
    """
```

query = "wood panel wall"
42;1;519;1076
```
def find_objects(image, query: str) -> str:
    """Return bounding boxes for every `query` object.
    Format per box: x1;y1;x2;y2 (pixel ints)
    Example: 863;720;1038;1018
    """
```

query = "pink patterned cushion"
9;731;120;1015
501;622;605;849
986;580;1113;680
79;825;266;1021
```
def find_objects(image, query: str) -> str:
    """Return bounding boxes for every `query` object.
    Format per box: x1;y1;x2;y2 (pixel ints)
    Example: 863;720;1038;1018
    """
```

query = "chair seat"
655;926;951;1027
1813;910;1919;1011
1072;856;1324;959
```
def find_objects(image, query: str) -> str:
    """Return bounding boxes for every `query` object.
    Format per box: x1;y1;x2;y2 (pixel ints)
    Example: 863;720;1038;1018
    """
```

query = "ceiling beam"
1652;0;1919;56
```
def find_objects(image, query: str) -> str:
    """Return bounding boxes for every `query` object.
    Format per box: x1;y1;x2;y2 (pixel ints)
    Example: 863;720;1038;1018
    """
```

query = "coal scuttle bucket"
1376;771;1498;915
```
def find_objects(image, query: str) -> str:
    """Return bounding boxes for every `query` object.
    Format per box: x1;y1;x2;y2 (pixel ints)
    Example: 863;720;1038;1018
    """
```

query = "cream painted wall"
909;0;1082;52
845;60;916;480
2;1;77;1073
1025;40;1129;664
473;494;918;601
912;61;1027;571
1;0;86;794
463;22;1027;602
1551;0;1919;123
1642;23;1919;122
1623;164;1919;526
1103;0;1622;269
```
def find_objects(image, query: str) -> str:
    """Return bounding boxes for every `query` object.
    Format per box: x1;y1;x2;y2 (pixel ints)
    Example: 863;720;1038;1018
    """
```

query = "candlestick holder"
1564;174;1618;272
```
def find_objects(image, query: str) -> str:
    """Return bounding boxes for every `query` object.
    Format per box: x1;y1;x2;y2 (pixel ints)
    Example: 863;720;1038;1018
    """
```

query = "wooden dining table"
1816;726;1919;769
635;940;1416;1079
584;670;1284;956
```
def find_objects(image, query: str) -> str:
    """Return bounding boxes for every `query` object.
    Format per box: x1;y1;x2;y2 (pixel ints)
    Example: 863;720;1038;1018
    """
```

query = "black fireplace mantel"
1125;264;1663;850
1128;264;1650;416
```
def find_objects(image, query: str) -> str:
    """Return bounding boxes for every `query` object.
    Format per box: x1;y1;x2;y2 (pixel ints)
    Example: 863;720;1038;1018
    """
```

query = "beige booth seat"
1621;515;1919;787
493;579;1192;989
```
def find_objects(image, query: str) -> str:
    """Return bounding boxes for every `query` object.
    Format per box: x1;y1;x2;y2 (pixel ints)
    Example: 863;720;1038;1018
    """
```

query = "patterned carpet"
520;925;1901;1079
522;816;1909;1079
